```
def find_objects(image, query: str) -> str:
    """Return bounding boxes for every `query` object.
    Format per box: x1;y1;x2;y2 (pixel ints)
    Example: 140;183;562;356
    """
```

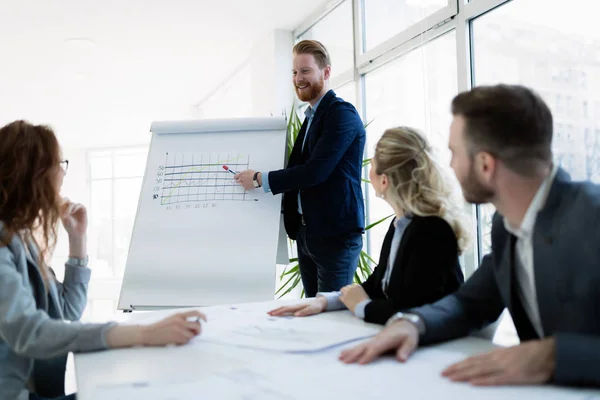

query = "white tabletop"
74;300;600;400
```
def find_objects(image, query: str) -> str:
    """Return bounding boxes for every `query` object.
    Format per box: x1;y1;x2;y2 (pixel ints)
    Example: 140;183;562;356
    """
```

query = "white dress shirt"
502;164;558;338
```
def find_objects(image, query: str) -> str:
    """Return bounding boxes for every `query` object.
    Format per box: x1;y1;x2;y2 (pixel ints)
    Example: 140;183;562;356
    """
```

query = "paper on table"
89;336;600;400
114;304;380;353
198;310;381;352
223;343;600;400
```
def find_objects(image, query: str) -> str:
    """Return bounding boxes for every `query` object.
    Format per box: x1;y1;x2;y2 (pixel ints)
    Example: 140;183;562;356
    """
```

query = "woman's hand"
141;311;207;346
60;198;87;237
339;284;370;313
105;310;207;349
267;297;328;317
60;198;88;258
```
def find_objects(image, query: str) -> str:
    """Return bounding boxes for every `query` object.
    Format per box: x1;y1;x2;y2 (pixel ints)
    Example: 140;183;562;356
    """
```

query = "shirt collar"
393;213;412;229
503;163;559;238
304;93;325;119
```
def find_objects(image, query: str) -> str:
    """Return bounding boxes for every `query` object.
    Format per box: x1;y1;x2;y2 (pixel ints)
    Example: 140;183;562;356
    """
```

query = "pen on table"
222;165;238;175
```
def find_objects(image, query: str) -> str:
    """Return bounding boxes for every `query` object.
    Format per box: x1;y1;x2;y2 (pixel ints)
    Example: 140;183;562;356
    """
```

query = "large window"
364;31;459;255
362;0;451;52
334;81;357;107
472;0;600;256
470;0;600;344
83;147;148;321
299;0;354;77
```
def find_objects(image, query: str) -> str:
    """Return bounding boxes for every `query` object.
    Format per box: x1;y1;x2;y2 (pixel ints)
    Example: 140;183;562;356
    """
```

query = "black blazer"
269;90;366;239
361;215;464;325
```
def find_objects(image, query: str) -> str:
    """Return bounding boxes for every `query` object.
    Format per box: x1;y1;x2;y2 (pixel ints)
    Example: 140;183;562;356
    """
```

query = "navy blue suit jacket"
269;90;366;239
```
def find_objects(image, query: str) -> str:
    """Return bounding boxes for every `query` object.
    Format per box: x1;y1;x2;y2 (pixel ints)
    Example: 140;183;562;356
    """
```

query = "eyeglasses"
60;160;69;173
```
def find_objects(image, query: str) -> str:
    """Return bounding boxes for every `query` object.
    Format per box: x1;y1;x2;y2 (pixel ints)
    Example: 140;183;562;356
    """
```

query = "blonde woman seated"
0;121;206;400
269;127;468;325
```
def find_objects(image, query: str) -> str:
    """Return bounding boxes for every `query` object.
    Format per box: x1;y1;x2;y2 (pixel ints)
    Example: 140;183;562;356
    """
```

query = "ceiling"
0;0;330;147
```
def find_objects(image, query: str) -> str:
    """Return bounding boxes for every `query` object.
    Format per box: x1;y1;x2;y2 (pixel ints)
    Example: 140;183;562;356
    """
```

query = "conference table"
74;300;600;400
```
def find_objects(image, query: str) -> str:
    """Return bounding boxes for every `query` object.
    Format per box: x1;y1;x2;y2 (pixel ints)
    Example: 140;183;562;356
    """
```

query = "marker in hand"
222;165;238;175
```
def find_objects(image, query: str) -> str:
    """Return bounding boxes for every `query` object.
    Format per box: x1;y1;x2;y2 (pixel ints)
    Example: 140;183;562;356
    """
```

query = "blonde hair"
293;40;331;69
373;127;470;254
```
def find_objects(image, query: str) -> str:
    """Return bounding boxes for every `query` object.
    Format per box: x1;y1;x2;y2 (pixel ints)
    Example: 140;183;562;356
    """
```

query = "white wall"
198;30;295;119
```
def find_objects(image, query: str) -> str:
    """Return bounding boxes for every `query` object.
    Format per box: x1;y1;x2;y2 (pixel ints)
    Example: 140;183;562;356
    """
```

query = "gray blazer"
0;222;114;400
410;168;600;387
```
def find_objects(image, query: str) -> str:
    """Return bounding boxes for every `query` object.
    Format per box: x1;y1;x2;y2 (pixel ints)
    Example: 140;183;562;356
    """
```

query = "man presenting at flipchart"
235;40;366;297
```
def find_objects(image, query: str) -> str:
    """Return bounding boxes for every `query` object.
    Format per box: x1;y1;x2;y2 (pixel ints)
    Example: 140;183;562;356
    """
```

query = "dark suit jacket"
361;216;464;325
268;90;366;239
410;168;600;387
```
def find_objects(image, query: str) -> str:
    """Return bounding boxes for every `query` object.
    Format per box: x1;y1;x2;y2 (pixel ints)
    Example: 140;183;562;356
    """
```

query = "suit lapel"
495;168;569;339
531;227;557;335
22;243;50;311
22;238;37;266
31;246;62;316
385;217;419;295
377;220;396;283
0;227;56;314
301;90;336;154
494;234;515;312
531;168;570;335
389;220;412;282
288;119;308;167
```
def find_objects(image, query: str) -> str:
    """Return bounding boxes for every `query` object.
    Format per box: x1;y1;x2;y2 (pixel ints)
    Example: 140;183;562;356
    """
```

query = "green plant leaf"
359;252;374;273
352;250;375;284
275;272;300;296
277;275;302;299
359;251;367;266
363;251;378;264
279;264;299;280
364;118;375;129
365;213;394;230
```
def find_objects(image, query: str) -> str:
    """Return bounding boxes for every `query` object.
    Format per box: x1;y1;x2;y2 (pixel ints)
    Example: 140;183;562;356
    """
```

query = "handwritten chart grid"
159;152;254;205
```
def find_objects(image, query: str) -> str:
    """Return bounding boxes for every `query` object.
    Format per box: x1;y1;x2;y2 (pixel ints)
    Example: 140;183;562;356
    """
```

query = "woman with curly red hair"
0;120;206;400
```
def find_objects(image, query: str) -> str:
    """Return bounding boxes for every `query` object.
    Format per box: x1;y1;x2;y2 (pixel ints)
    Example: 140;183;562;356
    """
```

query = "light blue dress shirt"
261;95;325;216
317;215;412;319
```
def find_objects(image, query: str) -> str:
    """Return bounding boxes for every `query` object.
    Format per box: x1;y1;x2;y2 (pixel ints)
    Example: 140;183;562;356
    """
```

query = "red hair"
0;120;62;284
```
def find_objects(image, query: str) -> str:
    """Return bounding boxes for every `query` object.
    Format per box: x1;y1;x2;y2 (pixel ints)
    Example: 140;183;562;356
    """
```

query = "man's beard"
461;164;495;205
296;77;324;102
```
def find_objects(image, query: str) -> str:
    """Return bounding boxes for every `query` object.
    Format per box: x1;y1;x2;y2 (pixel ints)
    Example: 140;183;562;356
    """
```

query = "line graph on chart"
155;152;257;205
